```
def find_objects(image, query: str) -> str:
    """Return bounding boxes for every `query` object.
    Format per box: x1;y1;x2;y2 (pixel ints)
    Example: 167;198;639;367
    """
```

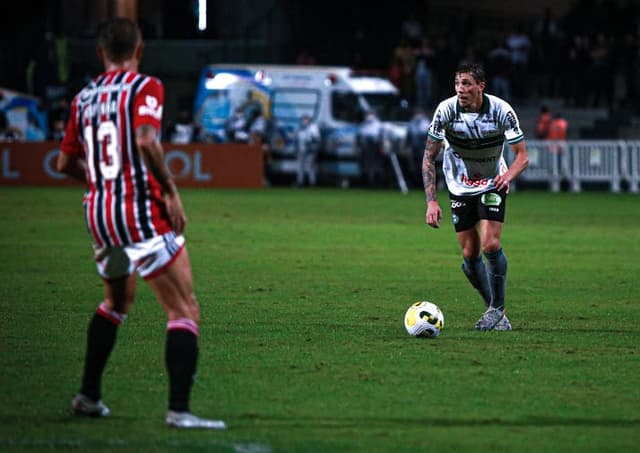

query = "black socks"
165;329;199;413
80;313;118;401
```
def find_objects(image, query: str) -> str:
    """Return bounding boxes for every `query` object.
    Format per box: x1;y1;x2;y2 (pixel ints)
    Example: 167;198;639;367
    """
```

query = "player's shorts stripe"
97;301;127;325
163;231;179;255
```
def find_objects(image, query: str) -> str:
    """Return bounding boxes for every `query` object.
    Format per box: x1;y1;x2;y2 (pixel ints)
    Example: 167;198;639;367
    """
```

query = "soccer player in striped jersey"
422;62;529;331
56;17;226;429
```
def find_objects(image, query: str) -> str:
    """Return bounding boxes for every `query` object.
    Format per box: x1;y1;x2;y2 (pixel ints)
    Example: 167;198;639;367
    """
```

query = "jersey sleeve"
501;102;525;144
59;97;83;157
427;101;448;142
133;77;164;131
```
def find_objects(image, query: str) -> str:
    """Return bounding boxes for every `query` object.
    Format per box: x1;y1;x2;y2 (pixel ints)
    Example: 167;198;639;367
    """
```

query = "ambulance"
193;64;412;184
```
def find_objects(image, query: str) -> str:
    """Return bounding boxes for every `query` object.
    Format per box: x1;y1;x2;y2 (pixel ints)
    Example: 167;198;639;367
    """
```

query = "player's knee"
462;244;480;259
482;240;501;254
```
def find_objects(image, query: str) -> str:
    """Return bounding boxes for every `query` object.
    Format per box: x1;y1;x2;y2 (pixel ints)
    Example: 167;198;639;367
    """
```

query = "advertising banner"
0;141;264;188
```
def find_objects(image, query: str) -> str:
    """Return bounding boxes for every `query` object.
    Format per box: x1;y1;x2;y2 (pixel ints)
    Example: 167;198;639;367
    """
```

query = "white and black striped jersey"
428;93;524;196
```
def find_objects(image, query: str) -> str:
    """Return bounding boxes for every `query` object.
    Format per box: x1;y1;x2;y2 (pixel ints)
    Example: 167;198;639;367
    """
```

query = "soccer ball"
404;301;444;338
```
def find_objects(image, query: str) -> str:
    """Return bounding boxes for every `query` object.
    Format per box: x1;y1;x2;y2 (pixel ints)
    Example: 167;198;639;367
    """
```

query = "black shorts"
449;189;508;232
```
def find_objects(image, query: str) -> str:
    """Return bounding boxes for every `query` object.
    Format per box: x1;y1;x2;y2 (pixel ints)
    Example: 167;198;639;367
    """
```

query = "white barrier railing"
624;141;640;193
570;140;622;192
512;140;638;193
518;141;567;191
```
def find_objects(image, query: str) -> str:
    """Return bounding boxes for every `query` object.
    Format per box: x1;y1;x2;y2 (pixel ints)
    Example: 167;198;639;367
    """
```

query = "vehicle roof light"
205;72;240;89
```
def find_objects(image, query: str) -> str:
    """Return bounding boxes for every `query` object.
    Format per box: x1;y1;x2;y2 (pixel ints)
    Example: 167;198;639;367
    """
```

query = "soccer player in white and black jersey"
421;62;529;331
56;17;226;429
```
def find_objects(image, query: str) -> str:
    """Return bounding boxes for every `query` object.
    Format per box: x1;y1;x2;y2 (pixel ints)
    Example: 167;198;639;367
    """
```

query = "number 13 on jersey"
84;120;121;182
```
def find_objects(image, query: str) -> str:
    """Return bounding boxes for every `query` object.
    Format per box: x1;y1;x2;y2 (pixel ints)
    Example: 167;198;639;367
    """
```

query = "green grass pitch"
1;186;639;452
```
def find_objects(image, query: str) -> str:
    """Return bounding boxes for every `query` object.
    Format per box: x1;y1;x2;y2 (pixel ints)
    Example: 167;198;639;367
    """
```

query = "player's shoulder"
131;73;164;106
485;93;516;115
133;72;164;90
433;95;457;119
436;95;458;111
69;78;99;107
140;72;163;84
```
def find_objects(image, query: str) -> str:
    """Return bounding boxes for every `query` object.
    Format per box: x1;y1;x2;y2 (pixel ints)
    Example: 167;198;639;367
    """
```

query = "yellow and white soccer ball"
404;301;444;338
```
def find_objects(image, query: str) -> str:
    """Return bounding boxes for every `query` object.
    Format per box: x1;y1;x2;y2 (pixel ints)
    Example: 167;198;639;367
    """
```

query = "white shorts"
94;232;185;280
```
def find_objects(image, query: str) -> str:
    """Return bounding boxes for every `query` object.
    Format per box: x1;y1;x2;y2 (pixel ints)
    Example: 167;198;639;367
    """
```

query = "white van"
193;64;411;183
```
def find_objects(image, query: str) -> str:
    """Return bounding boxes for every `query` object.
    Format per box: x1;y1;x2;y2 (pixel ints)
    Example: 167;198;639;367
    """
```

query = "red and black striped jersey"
60;70;172;248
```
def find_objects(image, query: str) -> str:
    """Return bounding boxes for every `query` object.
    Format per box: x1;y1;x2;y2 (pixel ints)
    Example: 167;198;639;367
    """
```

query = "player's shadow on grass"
16;412;140;425
238;414;640;428
509;327;640;335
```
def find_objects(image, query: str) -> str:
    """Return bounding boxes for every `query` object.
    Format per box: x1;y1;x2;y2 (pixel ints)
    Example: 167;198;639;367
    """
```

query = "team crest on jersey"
505;110;520;134
481;193;502;206
138;95;162;119
432;111;444;135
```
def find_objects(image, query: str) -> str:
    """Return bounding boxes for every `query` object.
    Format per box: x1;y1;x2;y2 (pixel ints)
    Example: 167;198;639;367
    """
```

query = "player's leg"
470;190;511;330
480;219;507;311
301;151;310;186
307;152;317;186
456;227;495;313
457;227;501;330
311;159;318;186
296;149;305;187
455;223;502;330
72;248;137;417
451;194;492;308
478;219;511;330
476;189;508;312
461;257;492;308
459;229;492;308
146;247;199;410
144;244;226;429
456;227;481;260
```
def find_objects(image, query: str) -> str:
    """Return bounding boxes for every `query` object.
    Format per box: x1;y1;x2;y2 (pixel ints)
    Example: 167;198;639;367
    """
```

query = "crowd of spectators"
3;0;639;144
535;105;569;140
388;1;640;114
0;30;74;143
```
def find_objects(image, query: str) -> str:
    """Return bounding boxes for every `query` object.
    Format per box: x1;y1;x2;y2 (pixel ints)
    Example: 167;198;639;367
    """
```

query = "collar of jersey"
456;94;490;114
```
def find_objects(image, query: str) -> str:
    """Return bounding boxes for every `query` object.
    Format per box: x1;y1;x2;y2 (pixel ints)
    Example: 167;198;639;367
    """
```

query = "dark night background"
2;0;639;138
0;0;579;92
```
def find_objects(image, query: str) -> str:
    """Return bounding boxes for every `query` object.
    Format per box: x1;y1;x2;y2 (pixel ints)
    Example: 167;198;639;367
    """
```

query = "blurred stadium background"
2;0;640;190
2;0;630;132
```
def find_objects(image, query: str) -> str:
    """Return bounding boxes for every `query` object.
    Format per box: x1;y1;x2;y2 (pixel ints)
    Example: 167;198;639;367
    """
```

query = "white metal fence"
513;140;640;193
624;141;640;193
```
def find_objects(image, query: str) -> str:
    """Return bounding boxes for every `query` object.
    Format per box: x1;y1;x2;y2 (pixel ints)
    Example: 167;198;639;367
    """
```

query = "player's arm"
56;151;87;182
494;140;529;192
422;136;443;228
56;102;87;182
136;124;186;234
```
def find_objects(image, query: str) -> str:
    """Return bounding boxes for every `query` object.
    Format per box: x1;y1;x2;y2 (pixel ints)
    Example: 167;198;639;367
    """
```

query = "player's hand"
426;201;442;228
164;192;187;234
493;173;511;193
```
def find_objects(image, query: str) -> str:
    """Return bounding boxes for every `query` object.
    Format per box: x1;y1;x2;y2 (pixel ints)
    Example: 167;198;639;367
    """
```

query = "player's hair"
97;17;141;63
455;62;486;84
